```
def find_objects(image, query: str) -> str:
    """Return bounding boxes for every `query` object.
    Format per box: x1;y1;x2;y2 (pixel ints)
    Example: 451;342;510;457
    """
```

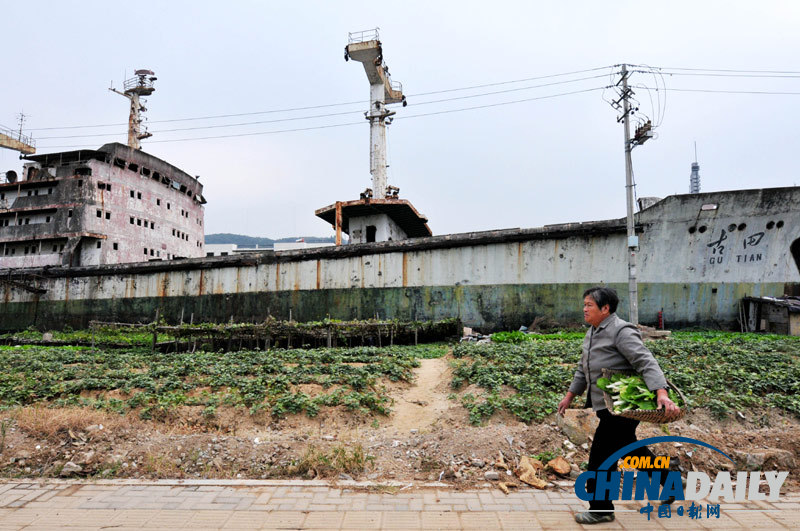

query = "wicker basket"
600;368;689;424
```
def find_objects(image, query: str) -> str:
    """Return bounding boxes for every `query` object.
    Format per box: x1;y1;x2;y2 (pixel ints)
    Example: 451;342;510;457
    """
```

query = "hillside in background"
205;233;336;246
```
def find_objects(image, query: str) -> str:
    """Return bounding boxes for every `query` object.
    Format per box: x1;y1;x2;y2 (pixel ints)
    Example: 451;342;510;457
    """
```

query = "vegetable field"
0;344;446;420
452;331;800;424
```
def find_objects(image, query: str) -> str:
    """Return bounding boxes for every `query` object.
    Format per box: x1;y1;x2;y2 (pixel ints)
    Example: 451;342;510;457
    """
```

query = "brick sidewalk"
0;480;797;529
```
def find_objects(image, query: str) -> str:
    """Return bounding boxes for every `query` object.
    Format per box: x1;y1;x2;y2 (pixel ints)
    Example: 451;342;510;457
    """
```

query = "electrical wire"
27;66;617;132
36;74;614;140
637;86;800;95
37;85;610;149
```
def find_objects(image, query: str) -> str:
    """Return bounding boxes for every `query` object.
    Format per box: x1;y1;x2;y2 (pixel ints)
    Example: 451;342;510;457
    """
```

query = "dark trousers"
586;409;665;512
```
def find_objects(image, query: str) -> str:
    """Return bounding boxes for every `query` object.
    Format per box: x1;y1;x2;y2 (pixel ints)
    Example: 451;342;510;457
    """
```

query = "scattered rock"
85;425;104;433
471;459;485;468
60;461;82;476
338;473;354;481
732;449;796;470
321;435;335;441
545;456;571;476
516;456;547;489
557;408;598;445
484;470;500;481
42;332;54;341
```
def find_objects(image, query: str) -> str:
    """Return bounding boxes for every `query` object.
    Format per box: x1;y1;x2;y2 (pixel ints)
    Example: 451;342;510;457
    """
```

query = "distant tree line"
204;233;336;246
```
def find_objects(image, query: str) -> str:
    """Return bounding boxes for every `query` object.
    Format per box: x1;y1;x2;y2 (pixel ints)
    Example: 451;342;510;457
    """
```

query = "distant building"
0;142;206;267
204;241;334;256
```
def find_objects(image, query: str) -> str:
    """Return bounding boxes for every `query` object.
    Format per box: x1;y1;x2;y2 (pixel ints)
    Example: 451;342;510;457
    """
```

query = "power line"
645;71;800;79
36;74;614;140
37;85;609;149
639;86;800;95
28;66;617;132
648;66;800;75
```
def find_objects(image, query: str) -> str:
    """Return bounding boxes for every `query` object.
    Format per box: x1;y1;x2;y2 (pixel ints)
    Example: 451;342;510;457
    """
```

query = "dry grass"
9;407;133;440
289;443;374;478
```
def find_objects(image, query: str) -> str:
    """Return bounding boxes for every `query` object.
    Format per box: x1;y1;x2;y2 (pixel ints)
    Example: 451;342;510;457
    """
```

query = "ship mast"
110;69;157;150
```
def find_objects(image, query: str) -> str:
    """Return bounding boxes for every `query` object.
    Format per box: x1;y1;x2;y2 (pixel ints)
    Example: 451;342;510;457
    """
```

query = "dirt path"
388;357;452;434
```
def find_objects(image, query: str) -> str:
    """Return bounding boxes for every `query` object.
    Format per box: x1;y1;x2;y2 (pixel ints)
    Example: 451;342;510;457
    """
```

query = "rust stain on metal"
360;256;365;288
198;270;205;295
275;263;281;291
159;273;168;298
293;263;300;291
517;241;524;280
316;260;321;290
402;252;408;287
236;268;242;294
335;201;342;246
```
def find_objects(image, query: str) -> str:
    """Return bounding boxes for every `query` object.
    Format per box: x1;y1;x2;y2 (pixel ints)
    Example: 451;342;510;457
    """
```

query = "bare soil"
1;357;799;492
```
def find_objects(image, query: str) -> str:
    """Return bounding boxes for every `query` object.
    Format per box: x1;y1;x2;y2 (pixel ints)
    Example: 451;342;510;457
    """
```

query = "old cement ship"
0;183;798;331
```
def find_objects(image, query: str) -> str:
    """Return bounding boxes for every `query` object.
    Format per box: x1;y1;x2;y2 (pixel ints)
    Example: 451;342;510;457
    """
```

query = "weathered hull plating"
2;187;798;331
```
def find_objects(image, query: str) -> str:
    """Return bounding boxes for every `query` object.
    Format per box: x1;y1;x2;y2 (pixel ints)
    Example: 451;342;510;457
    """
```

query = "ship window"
153;171;161;181
137;192;142;200
68;210;73;218
105;212;111;220
157;198;161;206
96;241;101;249
48;188;53;194
130;217;134;224
34;189;39;196
130;190;135;198
78;180;83;187
777;220;784;228
114;158;126;168
45;216;50;223
737;223;746;231
206;252;214;257
150;249;154;256
128;163;139;172
76;167;91;176
366;225;377;243
180;184;187;193
24;218;29;225
141;167;150;176
97;210;102;217
98;182;106;190
52;245;57;252
767;221;775;230
27;190;31;196
137;219;141;226
0;193;3;200
167;203;171;210
144;248;147;255
791;238;800;275
112;242;118;250
150;222;155;229
698;226;707;234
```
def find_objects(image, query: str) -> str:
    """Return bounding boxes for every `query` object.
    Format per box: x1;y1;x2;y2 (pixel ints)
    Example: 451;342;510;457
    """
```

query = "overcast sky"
1;1;798;239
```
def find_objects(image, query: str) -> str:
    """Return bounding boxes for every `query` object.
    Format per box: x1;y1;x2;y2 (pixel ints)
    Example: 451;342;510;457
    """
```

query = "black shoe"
574;511;615;524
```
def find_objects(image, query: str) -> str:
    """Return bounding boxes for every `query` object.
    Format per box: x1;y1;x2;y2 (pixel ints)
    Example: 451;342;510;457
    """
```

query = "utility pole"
620;64;638;325
613;64;656;325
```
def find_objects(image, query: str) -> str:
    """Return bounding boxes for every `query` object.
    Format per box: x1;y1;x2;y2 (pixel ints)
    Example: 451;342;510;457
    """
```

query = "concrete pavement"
0;479;797;529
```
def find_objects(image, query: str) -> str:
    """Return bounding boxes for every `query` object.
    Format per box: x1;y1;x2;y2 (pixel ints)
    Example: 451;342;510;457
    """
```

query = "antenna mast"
344;28;407;199
690;141;701;194
109;69;157;150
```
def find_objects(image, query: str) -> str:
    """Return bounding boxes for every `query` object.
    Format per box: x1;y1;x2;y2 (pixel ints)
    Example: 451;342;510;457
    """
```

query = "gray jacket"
568;313;668;411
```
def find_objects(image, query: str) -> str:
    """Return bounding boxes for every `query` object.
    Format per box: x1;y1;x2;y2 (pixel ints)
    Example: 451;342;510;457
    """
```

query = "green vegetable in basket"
596;374;682;413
